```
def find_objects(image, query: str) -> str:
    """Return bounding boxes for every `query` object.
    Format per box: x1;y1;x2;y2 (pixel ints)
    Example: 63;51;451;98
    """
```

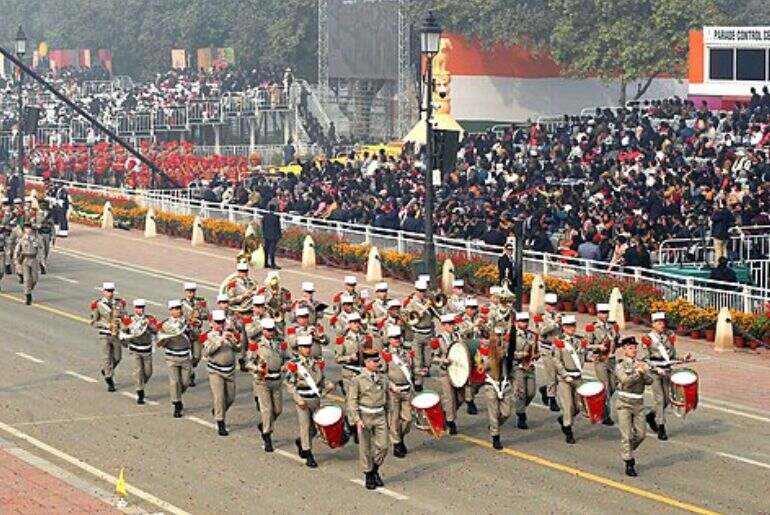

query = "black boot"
564;426;576;444
305;450;318;468
539;385;548;405
295;437;307;459
625;459;638;477
217;420;229;436
345;421;359;444
393;443;405;458
372;464;384;487
646;411;659;432
189;371;196;387
40;264;46;275
136;390;145;405
400;441;408;455
239;358;247;372
173;401;183;418
447;421;458;435
25;293;32;305
657;424;668;441
549;397;560;412
557;415;566;432
5;264;10;274
18;275;23;284
492;435;502;450
263;432;274;452
414;384;423;392
105;377;116;392
364;471;376;490
466;400;478;415
602;416;615;426
517;413;528;429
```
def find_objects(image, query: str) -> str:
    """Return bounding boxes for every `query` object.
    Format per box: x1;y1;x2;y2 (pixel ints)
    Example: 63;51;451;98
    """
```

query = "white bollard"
101;201;114;230
609;287;625;331
144;208;156;238
302;235;316;269
191;216;204;246
441;258;455;294
714;307;733;353
366;246;382;282
251;244;265;270
529;274;546;315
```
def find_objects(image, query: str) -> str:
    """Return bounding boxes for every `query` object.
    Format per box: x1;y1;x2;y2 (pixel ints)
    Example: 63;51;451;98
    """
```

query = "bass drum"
447;342;470;388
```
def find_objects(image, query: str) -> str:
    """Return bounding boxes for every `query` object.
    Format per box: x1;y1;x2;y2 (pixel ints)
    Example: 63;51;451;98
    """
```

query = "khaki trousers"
21;257;39;295
387;389;412;443
594;359;616;414
296;397;321;452
358;411;388;473
438;374;463;422
513;367;536;414
254;379;283;434
617;397;646;460
540;353;558;398
650;372;671;425
101;336;122;379
166;357;192;402
131;352;152;390
557;378;581;427
209;372;236;421
412;331;432;386
482;384;512;436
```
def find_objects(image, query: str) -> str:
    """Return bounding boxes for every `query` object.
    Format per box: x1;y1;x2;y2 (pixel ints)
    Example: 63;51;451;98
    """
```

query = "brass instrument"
237;226;260;264
488;331;504;382
109;300;121;337
519;330;540;370
218;272;257;314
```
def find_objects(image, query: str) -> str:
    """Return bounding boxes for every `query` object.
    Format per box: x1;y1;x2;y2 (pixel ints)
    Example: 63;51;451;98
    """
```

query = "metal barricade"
187;100;223;125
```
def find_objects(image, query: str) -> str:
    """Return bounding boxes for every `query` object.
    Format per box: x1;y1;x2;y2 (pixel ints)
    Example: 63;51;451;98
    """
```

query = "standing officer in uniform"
181;282;209;387
585;302;619;426
553;315;587;444
404;279;434;391
245;317;288;452
347;342;389;490
615;336;653;477
478;333;513;450
15;223;40;305
118;298;157;404
202;310;241;436
286;334;336;468
535;292;561;411
157;300;193;418
381;325;418;458
90;282;127;391
371;282;391;320
432;313;463;434
335;312;371;442
512;311;538;429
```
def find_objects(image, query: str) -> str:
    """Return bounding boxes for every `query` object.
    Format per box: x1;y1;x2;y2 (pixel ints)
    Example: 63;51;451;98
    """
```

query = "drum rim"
577;380;605;396
411;391;440;408
313;405;342;424
447;343;471;387
671;368;698;385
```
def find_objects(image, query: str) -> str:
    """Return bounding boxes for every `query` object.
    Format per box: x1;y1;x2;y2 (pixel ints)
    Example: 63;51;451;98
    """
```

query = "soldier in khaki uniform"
478;334;513;450
226;261;257;311
376;299;409;347
457;297;486;414
245;317;288;451
335;312;372;442
585;302;619;426
90;282;127;391
181;282;209;387
553;315;587;444
371;282;391;320
643;312;691;441
332;275;360;314
157;300;193;418
15;223;40;305
286;335;336;468
0;223;8;289
615;336;654;477
431;313;463;434
239;294;266;369
330;294;359;336
488;287;513;336
118;298;157;404
33;199;54;274
381;325;418;458
293;281;323;326
287;306;327;357
347;343;389;490
535;293;561;412
512;312;538;429
403;279;434;390
446;279;466;314
1;200;13;277
202;310;241;436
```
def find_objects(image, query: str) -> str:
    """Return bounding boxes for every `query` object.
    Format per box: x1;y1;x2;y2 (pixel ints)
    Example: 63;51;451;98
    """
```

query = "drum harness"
295;361;321;398
563;339;583;378
390;351;413;391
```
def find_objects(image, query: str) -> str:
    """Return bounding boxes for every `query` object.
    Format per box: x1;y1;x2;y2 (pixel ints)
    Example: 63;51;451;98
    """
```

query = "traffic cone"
714;307;733;353
101;201;114;230
144;208;156;238
528;274;545;315
191;216;204;246
609;287;625;331
302;235;316;269
441;258;455;294
366;246;382;282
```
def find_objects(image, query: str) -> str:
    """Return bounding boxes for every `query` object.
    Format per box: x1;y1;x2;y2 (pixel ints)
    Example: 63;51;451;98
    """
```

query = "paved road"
0;228;768;514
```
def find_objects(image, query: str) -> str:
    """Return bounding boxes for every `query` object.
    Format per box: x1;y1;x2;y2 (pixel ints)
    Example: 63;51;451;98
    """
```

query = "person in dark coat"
262;204;282;269
711;204;734;264
497;241;515;291
710;257;738;285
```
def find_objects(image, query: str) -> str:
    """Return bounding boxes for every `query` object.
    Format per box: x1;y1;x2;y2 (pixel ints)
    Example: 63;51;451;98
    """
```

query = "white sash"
296;361;321;398
484;373;510;400
391;352;413;388
564;339;583;374
654;333;671;365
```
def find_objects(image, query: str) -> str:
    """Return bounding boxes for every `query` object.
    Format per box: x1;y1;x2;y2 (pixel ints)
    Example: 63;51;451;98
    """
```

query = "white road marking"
275;448;305;463
15;352;44;363
11;411;167;427
716;452;770;470
0;420;191;515
144;300;164;307
119;391;160;406
699;403;770;424
185;416;217;429
349;479;409;500
64;370;98;383
50;274;79;284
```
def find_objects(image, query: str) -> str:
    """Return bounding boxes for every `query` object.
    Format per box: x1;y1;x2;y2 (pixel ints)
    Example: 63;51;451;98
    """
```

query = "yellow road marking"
0;289;721;514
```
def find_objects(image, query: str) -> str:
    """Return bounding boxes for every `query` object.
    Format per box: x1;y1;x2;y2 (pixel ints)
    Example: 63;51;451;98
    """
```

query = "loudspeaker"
23;106;40;135
432;129;459;175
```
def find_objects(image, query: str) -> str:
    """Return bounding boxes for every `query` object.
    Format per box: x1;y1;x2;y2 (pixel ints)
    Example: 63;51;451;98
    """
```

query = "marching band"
90;261;700;489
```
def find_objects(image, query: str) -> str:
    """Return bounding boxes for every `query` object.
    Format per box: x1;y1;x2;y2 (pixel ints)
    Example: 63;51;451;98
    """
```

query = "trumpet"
109;302;121;337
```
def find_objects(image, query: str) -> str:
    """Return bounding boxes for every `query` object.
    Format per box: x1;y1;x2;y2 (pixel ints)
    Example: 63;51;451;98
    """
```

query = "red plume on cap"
365;335;373;344
333;293;341;303
584;324;595;333
121;316;132;326
318;360;326;371
408;350;416;359
198;333;208;344
641;336;652;347
90;300;98;310
430;338;440;350
335;335;344;345
241;315;253;325
330;315;338;326
287;361;298;374
580;338;588;348
402;297;411;307
479;346;490;356
480;306;490;315
668;334;676;345
381;351;393;362
280;341;288;351
554;338;565;349
533;314;543;323
287;327;296;336
248;341;258;352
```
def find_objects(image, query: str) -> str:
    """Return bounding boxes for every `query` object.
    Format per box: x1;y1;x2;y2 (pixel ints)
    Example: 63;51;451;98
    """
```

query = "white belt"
618;391;644;400
342;364;362;373
412;327;432;334
391;383;411;392
129;344;152;353
359;405;385;414
565;371;582;378
264;372;282;380
165;348;191;358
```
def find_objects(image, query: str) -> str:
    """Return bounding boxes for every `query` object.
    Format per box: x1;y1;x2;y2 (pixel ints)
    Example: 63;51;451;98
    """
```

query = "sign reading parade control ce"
704;26;770;47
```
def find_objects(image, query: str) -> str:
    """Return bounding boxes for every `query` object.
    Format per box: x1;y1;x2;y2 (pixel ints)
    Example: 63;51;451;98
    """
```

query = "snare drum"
576;380;606;424
411;390;445;439
313;405;346;448
669;368;699;417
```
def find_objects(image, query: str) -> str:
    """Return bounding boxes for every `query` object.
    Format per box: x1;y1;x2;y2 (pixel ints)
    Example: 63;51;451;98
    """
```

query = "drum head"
313;405;342;426
411;391;440;409
671;369;698;386
577;380;605;396
448;343;470;388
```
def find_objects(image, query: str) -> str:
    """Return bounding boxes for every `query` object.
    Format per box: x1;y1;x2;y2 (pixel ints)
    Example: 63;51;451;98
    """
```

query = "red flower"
287;361;298;374
330;315;338;326
668;334;676;345
402;297;411;307
554;338;565;348
316;324;324;335
479;346;490;356
365;302;373;312
318;360;326;371
376;319;385;330
287;326;296;336
641;336;652;347
333;293;341;303
454;315;464;324
580;338;588;348
248;341;258;352
584;324;595;333
430;338;440;350
241;315;253;325
121;316;132;326
227;280;236;289
365;335;373;344
198;333;208;344
533;314;543;323
90;300;98;310
280;341;288;351
381;351;393;362
335;335;345;345
480;306;490;315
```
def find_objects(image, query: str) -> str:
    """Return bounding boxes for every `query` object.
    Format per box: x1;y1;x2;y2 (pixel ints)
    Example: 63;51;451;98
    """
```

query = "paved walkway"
57;224;770;413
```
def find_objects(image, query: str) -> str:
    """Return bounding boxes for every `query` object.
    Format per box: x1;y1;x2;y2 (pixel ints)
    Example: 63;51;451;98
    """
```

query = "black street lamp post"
14;24;27;201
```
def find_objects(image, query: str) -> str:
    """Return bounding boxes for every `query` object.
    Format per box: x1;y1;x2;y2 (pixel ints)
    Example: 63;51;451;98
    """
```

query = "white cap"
295;306;309;317
386;325;402;338
375;282;388;291
515;312;529;321
301;281;315;292
216;293;229;303
561;314;577;325
341;293;354;304
387;299;401;309
344;275;357;285
102;282;116;291
297;334;313;346
544;293;558;304
168;299;182;309
183;282;197;291
489;286;502;295
464;298;479;308
253;294;266;305
651;312;666;321
236;261;249;272
452;279;464;288
418;274;431;284
348;313;361;322
261;318;276;330
211;309;226;322
440;314;455;324
414;280;428;290
133;298;146;308
597;303;611;312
